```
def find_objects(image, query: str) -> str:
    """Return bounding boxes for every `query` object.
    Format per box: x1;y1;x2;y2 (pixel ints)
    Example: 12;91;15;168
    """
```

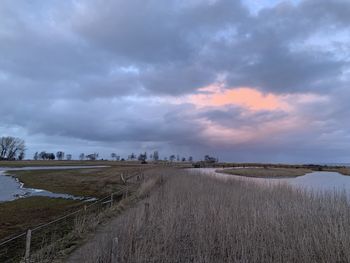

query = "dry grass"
74;170;350;263
0;197;81;240
7;165;154;198
218;167;311;178
323;167;350;176
24;169;168;263
0;160;147;168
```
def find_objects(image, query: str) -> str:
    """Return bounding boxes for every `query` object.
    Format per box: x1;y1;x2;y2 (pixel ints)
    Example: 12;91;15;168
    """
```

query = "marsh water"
193;168;350;195
0;166;107;202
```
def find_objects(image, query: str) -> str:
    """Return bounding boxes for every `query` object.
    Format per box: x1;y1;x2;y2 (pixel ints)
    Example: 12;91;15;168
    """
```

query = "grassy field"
0;160;113;168
6;165;147;197
217;167;312;178
73;170;350;263
0;164;174;262
0;197;81;240
0;162;158;244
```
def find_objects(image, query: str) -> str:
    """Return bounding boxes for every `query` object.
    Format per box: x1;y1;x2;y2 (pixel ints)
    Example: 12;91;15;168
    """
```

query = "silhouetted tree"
204;155;218;163
153;151;159;161
39;151;47;160
0;136;26;160
18;151;25;160
66;154;72;161
138;152;147;162
56;151;65;161
79;153;85;161
86;153;98;161
128;153;136;160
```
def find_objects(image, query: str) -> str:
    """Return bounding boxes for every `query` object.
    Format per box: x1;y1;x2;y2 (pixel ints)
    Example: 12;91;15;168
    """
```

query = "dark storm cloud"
0;0;350;161
73;0;248;63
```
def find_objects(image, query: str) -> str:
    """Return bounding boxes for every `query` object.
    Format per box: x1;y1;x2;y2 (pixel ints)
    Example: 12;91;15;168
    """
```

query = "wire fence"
0;172;142;263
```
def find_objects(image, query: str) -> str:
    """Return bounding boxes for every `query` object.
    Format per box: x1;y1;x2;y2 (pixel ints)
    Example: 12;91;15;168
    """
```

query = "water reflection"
191;168;350;194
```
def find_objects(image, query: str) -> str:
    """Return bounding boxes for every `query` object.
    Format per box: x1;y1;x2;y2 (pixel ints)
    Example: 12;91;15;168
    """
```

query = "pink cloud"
189;85;289;111
180;84;329;147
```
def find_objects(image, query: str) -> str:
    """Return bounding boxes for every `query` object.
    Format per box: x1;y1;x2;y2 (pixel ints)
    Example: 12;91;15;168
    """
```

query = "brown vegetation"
217;167;311;178
7;165;153;198
73;171;350;263
0;197;80;240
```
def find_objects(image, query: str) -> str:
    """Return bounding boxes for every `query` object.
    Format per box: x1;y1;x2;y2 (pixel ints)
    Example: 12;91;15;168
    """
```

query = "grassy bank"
0;164;155;246
323;167;350;175
217;167;311;178
0;160;114;168
73;171;350;262
0;167;168;262
6;165;152;197
0;197;80;240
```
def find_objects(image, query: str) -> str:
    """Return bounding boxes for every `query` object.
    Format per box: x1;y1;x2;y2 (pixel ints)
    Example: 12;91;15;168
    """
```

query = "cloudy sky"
0;0;349;163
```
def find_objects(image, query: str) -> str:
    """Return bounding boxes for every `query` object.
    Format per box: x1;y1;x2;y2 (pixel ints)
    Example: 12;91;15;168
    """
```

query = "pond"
0;166;107;202
191;168;350;194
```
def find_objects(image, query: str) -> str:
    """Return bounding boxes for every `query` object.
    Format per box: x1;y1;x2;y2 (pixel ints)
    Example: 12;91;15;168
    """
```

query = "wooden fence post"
144;203;150;224
111;237;118;263
120;173;126;184
110;193;114;207
123;189;128;199
24;229;31;263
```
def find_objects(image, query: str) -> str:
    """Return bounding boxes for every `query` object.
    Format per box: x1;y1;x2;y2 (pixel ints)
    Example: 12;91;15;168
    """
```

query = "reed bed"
74;171;350;263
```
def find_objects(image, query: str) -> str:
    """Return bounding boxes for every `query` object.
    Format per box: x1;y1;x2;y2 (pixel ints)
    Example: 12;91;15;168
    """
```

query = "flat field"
0;197;80;240
0;161;159;241
217;167;311;178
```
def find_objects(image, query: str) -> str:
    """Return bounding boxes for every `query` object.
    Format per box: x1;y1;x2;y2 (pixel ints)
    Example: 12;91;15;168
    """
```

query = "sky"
0;0;349;163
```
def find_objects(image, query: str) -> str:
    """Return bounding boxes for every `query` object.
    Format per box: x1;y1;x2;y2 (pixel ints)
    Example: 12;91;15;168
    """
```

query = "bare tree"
79;153;85;161
153;151;159;161
56;151;65;161
128;153;136;160
33;152;39;161
66;154;72;161
204;155;218;163
39;151;55;160
86;153;99;161
138;152;147;163
39;151;47;160
169;155;176;162
18;151;25;160
0;136;26;160
111;153;117;160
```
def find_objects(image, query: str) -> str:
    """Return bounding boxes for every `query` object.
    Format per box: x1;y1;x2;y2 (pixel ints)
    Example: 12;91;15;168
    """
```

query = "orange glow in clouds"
190;86;289;111
179;84;327;147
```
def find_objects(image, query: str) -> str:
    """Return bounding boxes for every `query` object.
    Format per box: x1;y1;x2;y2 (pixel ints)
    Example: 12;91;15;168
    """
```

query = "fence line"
0;188;128;247
0;171;142;262
0;233;26;247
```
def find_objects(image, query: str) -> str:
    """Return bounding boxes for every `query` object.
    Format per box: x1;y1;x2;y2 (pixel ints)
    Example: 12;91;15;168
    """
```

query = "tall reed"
76;171;350;263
